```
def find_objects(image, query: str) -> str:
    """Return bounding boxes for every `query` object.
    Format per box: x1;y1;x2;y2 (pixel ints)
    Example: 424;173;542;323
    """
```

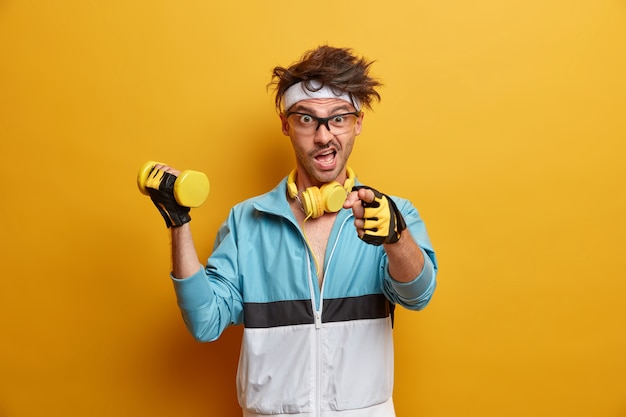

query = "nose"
313;121;333;144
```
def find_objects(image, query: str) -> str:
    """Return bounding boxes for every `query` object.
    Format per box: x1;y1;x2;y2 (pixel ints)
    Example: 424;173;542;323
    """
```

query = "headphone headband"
287;167;355;199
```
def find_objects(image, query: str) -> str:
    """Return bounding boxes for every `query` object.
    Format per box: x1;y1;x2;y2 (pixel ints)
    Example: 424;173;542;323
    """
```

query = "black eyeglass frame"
285;111;362;132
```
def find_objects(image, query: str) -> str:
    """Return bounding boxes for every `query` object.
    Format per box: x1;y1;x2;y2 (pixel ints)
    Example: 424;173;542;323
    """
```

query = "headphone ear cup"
343;166;356;192
291;167;354;218
320;182;348;213
301;187;325;218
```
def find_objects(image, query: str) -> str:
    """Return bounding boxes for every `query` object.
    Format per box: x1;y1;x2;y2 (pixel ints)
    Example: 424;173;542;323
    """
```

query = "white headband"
282;80;360;111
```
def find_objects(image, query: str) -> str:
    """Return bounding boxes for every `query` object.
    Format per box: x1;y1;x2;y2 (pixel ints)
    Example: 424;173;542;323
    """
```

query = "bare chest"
291;201;337;287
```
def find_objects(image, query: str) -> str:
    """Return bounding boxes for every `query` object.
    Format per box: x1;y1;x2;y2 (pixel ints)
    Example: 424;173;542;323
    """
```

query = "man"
145;45;437;417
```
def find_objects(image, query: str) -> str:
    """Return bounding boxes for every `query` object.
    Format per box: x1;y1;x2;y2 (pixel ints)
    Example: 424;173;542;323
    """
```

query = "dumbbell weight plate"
137;160;165;196
174;170;210;208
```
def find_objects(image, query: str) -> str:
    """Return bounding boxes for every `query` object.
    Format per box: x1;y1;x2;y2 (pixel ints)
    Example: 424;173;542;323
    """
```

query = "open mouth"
315;149;336;166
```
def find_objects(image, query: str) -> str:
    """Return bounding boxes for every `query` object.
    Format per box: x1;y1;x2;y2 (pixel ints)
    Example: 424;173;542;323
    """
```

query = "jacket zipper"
304;215;352;417
315;310;322;417
305;251;322;417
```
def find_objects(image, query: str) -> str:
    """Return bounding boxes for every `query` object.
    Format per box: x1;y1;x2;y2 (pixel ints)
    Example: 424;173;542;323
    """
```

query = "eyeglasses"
285;111;361;135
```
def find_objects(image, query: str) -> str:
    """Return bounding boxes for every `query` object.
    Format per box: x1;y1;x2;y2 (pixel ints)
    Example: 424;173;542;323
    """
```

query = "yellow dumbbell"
137;161;210;208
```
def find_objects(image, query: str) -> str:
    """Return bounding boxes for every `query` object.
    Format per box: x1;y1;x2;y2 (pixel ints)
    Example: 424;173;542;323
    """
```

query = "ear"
354;112;364;136
280;113;290;136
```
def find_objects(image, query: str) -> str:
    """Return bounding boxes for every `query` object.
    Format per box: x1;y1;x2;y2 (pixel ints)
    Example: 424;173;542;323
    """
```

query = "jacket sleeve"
170;213;244;342
382;197;438;311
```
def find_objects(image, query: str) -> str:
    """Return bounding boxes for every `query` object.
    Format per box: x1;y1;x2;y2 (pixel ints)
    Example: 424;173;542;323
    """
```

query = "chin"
318;167;344;184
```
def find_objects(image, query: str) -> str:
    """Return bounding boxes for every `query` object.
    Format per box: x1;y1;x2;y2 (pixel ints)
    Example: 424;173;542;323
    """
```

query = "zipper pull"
315;311;322;329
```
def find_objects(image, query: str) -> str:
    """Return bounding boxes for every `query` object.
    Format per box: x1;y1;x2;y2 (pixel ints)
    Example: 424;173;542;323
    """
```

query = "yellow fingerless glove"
144;167;191;228
353;186;407;246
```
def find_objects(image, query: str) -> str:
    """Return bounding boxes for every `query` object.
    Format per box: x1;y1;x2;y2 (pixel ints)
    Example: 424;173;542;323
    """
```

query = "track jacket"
171;177;438;417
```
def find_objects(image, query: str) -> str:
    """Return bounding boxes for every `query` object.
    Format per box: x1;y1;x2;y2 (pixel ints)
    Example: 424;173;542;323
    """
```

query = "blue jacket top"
170;176;438;416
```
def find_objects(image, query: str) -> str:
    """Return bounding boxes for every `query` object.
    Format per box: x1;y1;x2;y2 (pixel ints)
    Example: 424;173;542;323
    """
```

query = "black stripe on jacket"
243;294;392;329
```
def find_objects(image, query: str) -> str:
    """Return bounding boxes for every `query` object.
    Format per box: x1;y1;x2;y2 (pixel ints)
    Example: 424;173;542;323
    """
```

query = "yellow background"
1;0;625;416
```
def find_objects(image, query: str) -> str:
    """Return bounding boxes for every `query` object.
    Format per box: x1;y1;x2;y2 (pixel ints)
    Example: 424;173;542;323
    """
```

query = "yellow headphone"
287;167;356;219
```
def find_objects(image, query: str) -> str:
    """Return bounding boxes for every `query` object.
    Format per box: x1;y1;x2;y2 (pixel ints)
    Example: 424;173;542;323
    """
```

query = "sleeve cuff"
170;268;214;309
385;247;437;305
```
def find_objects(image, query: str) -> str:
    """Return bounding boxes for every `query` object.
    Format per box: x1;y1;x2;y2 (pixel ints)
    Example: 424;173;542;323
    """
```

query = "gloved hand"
145;166;191;228
352;186;406;245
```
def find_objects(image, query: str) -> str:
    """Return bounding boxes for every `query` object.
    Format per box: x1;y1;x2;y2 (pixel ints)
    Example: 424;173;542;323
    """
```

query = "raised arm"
140;162;205;279
171;223;204;279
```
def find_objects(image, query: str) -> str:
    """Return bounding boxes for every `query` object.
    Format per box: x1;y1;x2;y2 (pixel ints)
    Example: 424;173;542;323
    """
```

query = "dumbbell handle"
137;161;210;208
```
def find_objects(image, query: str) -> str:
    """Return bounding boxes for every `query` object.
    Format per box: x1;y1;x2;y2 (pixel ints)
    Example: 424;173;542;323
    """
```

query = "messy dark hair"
269;45;382;112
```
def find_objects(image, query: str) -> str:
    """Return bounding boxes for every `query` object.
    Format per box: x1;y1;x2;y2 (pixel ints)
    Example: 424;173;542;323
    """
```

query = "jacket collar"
251;177;293;219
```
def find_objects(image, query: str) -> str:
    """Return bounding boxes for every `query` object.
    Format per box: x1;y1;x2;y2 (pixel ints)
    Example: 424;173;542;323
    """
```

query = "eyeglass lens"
287;112;359;134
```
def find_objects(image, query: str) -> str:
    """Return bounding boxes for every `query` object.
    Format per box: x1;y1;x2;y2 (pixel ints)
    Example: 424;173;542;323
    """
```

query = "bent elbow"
401;277;437;311
181;314;222;343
